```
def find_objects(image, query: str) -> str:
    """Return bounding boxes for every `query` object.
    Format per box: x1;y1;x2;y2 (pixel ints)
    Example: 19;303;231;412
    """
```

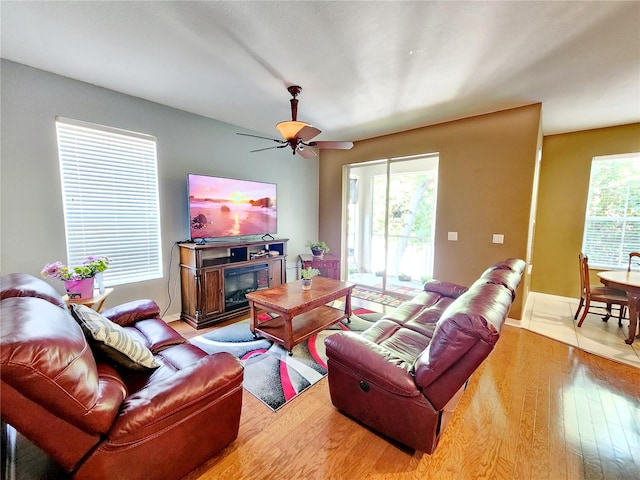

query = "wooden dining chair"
575;253;627;327
628;251;640;272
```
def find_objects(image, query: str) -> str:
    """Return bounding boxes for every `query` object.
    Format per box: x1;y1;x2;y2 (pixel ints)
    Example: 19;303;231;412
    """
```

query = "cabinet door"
180;266;198;319
200;268;222;317
269;258;284;286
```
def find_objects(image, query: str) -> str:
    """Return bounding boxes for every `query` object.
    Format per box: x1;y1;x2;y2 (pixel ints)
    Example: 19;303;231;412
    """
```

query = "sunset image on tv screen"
188;175;277;239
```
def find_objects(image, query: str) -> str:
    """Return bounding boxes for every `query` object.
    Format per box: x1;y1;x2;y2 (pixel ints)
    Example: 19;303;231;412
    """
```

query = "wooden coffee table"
246;276;354;355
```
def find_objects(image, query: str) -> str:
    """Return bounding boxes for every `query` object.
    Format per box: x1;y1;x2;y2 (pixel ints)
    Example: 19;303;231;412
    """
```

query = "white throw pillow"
70;304;159;370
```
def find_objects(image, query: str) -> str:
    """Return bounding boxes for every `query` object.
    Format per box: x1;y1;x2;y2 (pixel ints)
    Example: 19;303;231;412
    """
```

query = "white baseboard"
505;317;522;328
163;312;181;323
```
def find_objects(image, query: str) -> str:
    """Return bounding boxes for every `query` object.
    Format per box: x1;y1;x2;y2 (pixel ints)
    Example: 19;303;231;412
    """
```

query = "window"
582;153;640;269
56;117;163;286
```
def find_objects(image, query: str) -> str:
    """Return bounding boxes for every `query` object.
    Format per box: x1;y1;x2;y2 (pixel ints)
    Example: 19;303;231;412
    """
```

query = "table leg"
94;298;108;313
249;301;258;338
283;314;293;355
624;292;640;345
345;291;352;323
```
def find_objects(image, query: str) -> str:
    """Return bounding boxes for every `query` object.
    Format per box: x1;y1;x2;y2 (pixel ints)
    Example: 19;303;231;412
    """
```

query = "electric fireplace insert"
224;263;270;311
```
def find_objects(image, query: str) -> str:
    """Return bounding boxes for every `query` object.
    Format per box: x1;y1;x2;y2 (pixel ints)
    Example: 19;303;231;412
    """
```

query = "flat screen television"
188;173;277;241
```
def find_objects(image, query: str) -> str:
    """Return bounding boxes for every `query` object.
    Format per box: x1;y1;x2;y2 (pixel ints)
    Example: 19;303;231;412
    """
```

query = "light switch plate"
448;231;458;241
492;234;504;244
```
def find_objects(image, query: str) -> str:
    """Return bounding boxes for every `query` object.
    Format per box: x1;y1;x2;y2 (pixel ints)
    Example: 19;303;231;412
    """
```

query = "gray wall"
1;60;319;318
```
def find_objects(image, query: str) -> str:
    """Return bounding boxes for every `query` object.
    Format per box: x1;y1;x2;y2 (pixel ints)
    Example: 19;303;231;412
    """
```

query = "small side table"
64;288;114;313
299;254;340;280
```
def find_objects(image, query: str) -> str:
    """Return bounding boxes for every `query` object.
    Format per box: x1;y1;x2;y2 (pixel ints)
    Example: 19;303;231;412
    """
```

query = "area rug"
352;286;407;307
385;284;423;297
189;308;382;411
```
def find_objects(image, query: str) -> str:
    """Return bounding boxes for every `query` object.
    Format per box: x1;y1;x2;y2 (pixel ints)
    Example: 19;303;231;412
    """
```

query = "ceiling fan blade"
297;125;322;141
297;145;317;158
250;144;288;153
308;141;354;150
237;132;285;144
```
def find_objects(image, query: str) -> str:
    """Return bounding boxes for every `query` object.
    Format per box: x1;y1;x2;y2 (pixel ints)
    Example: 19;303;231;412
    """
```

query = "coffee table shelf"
254;305;346;347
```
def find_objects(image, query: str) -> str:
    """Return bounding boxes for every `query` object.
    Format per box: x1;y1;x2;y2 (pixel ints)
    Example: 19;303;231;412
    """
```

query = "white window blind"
582;153;640;269
56;117;163;286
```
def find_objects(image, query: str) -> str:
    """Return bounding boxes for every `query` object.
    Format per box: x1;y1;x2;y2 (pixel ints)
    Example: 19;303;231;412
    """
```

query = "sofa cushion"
473;269;522;299
381;292;440;327
100;299;186;352
70;304;159;371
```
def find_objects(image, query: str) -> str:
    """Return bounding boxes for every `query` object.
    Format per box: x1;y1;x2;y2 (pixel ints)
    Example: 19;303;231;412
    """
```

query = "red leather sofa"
324;258;525;454
1;273;244;480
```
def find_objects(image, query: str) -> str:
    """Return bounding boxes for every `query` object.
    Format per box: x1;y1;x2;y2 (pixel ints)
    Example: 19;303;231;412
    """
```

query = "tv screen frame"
187;173;277;241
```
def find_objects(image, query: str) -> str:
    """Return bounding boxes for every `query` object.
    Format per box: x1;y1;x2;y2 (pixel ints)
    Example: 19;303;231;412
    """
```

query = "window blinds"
582;153;640;269
56;117;163;286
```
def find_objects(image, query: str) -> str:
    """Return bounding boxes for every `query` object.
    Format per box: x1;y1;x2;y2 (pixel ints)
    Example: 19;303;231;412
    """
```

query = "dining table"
597;270;640;345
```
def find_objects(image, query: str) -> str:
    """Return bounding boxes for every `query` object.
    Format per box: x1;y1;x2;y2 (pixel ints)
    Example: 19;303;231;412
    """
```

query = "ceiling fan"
237;85;354;158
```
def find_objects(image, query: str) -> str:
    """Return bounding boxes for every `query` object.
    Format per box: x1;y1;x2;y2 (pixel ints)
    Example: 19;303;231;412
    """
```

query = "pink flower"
41;256;110;281
41;261;64;279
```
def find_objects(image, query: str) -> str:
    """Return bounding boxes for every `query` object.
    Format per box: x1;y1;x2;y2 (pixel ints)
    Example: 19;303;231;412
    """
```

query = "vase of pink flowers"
63;277;95;299
41;256;110;300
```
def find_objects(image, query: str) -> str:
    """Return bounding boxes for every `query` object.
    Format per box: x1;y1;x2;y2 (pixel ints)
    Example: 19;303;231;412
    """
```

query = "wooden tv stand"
179;238;288;329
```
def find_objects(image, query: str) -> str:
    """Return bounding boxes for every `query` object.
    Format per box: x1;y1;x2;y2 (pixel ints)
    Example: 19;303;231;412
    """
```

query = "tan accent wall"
532;123;640;297
319;104;542;319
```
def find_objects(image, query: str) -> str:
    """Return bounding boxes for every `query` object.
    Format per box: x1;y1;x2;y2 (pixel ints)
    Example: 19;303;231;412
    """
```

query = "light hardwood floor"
4;296;640;479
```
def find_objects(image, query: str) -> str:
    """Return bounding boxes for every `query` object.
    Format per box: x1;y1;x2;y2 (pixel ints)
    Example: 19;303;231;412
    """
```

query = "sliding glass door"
345;154;438;296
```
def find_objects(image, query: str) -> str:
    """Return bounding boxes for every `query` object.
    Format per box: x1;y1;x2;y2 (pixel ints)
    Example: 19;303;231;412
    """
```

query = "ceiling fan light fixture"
238;85;352;158
276;120;311;140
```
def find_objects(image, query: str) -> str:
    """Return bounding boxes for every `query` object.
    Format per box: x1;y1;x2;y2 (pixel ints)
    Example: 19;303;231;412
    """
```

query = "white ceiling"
1;1;639;143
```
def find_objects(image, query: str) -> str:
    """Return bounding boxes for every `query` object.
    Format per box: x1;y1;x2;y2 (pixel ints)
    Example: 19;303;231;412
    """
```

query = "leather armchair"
1;273;244;480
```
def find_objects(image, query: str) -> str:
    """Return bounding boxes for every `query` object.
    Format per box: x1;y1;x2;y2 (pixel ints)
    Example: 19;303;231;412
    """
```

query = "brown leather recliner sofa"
324;258;525;454
1;273;244;480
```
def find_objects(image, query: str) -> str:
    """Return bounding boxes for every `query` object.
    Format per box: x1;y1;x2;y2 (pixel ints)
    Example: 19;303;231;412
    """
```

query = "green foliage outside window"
583;154;640;269
372;171;436;239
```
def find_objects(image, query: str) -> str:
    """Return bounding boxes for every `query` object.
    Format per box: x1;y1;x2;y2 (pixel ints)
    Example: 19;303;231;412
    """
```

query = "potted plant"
41;256;110;299
306;240;330;257
300;267;320;290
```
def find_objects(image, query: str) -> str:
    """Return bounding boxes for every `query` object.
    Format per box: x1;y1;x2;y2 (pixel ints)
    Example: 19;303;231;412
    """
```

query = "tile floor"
514;291;640;369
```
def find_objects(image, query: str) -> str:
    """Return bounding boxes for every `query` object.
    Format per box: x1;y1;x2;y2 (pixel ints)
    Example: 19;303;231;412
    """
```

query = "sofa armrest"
325;332;419;397
107;352;243;443
101;299;161;327
423;280;468;299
